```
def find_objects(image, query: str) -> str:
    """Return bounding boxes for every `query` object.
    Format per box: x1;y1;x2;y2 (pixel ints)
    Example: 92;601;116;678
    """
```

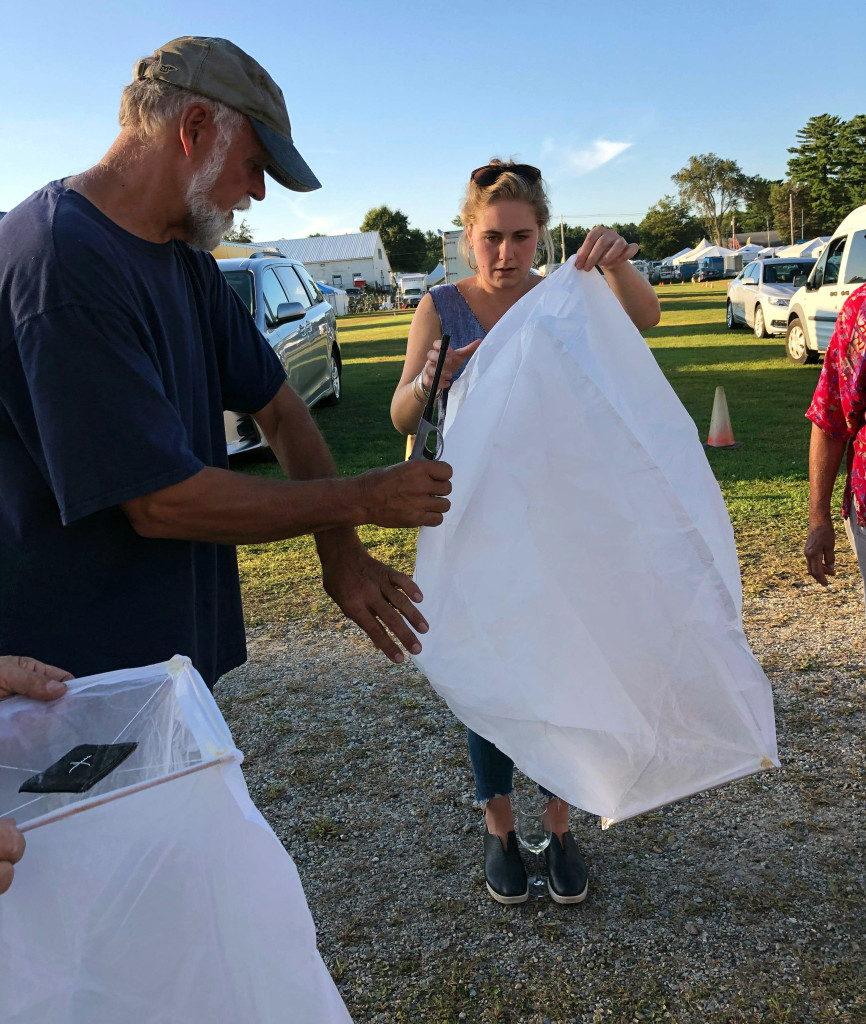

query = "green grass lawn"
236;283;839;627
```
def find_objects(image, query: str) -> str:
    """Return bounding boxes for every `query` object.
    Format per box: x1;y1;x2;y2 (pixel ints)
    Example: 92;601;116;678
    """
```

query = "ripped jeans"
467;728;557;804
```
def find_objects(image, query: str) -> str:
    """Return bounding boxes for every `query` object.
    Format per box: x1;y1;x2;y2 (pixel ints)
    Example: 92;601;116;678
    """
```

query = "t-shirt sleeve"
205;259;286;415
806;294;866;441
15;303;205;524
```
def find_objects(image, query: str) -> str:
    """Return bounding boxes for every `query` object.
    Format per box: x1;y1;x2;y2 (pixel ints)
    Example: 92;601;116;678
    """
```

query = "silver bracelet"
412;371;431;402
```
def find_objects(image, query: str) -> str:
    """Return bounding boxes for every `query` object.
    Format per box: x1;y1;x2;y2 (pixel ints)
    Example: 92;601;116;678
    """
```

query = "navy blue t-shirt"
0;182;285;687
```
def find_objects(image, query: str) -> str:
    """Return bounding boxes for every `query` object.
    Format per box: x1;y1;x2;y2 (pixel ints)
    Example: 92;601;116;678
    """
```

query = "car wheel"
785;318;818;364
754;305;768;339
319;346;342;406
726;301;740;330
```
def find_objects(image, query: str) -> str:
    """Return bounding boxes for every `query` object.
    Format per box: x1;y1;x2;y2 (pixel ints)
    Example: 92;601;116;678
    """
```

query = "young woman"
391;159;660;905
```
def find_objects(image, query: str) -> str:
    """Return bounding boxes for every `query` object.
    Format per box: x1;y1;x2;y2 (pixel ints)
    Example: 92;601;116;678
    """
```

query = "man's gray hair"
119;58;244;142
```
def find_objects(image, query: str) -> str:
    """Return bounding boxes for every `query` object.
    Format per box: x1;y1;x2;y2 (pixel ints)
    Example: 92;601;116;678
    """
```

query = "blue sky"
1;0;862;241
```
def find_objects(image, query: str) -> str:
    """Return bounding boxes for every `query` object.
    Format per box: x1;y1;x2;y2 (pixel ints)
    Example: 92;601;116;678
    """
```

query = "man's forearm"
253;382;339;482
253;381;360;556
808;422;847;525
123;467;367;543
123;382;451;543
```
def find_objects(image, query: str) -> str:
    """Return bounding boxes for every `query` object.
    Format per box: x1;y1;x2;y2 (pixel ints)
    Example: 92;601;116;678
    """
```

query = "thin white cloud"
265;195;348;238
542;138;632;175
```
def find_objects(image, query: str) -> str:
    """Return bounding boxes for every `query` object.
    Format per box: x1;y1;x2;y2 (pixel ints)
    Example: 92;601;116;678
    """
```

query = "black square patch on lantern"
19;743;138;795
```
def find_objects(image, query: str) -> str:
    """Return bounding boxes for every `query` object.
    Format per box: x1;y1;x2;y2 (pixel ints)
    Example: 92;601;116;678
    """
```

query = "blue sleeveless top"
430;284;487;389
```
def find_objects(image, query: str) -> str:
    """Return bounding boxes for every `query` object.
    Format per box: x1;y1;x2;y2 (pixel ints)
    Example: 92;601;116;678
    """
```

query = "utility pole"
440;230;448;285
731;210;736;248
789;192;795;246
560;215;566;264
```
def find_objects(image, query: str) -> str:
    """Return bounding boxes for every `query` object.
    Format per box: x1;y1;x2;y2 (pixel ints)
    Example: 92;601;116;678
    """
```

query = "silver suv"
218;256;341;455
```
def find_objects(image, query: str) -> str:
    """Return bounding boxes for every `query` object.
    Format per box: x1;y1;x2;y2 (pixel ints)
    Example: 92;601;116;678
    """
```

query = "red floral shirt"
806;283;866;525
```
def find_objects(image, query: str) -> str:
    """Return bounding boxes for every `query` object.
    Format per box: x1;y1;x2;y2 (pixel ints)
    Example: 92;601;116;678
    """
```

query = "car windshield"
222;270;255;315
762;262;814;286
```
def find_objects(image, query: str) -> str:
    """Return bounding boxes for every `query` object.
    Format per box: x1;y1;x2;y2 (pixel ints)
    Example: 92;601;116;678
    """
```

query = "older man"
0;37;450;687
805;282;866;594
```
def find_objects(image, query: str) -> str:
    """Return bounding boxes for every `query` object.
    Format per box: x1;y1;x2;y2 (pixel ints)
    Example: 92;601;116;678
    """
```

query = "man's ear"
178;103;213;159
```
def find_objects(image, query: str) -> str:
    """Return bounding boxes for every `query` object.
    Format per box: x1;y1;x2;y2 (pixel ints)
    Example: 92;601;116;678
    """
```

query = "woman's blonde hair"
458;158;554;267
119;58;244;142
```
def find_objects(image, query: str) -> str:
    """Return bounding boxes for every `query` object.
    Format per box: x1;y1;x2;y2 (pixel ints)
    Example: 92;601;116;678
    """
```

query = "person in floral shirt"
805;283;866;595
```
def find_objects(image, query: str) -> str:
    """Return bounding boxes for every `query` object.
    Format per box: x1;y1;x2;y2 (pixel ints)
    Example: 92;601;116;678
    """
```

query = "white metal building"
255;232;392;290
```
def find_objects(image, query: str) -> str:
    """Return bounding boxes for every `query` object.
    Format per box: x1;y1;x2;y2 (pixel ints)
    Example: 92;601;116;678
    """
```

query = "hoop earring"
468;247;477;271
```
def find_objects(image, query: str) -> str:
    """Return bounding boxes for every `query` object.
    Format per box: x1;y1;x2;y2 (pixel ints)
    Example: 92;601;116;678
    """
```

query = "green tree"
224;218;253;243
734;175;779;235
609;222;640;245
786;114;848;232
360;206;427;272
769;180;816;243
422;230;444;274
672;154;748;244
637;196;702;260
837;113;866;209
553;223;590;262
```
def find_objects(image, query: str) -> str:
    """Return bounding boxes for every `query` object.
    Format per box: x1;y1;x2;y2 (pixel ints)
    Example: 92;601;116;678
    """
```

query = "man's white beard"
184;144;251;252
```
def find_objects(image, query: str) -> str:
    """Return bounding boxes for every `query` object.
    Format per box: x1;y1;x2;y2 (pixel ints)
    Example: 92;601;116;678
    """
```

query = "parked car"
658;263;675;284
218;256;342;456
784;204;866;363
726;257;816;340
694;257;725;283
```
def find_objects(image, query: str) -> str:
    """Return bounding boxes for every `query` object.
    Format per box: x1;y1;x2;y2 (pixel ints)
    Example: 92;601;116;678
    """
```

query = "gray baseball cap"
135;36;321;192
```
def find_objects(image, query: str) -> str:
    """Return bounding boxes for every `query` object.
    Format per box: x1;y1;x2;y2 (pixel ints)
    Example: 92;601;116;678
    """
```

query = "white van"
785;204;866;363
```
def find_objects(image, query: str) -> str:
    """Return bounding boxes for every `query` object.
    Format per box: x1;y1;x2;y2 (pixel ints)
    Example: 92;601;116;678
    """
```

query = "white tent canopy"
774;236;832;258
661;247;694;265
673;240;734;265
426;262;446;287
671;239;712;264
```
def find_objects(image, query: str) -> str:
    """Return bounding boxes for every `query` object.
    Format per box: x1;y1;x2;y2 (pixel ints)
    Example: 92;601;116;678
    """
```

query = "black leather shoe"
483;830;528;904
544;831;588;904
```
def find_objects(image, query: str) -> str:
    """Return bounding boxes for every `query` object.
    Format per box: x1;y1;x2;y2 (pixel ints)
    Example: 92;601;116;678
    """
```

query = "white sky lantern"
413;258;779;827
0;657;351;1024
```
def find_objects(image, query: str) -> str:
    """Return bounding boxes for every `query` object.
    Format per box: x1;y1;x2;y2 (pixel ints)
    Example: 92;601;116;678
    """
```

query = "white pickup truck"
785;204;866;363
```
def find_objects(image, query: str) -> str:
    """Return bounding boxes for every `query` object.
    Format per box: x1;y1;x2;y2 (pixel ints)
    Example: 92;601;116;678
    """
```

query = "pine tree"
837;114;866;209
786;114;848;232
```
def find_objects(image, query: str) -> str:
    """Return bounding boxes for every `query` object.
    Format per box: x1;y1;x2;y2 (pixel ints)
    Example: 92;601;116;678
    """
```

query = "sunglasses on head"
470;163;542;187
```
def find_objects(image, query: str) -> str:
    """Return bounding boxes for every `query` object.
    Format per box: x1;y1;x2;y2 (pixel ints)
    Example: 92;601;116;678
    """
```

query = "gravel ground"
217;559;865;1024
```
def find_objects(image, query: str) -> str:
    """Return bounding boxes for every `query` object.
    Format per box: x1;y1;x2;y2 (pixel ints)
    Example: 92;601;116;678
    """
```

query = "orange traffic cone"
705;386;743;449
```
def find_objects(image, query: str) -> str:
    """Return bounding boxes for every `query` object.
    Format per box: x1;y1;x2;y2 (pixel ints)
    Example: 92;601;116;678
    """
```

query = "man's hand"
317;532;428;663
0;818;25;895
356;460;452;529
0;656;72;701
805;522;837;586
